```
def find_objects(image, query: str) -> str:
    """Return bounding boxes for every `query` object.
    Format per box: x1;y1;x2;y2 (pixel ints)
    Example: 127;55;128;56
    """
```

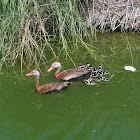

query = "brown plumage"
48;61;90;81
26;70;71;94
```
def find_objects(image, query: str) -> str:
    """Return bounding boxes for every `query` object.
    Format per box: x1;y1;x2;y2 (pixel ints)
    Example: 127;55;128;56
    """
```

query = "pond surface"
0;33;140;140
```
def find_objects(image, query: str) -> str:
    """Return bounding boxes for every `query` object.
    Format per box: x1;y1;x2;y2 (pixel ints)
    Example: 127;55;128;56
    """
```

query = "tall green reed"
54;0;97;67
0;0;97;71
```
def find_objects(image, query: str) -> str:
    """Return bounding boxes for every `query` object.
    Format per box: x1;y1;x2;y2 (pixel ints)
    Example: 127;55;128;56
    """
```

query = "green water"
0;33;140;140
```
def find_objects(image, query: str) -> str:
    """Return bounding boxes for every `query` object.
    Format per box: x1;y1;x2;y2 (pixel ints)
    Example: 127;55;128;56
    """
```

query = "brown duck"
48;61;90;81
26;69;71;94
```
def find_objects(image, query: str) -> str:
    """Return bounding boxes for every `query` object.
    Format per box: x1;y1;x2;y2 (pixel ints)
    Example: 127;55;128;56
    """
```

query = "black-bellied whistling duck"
26;69;71;94
48;61;91;81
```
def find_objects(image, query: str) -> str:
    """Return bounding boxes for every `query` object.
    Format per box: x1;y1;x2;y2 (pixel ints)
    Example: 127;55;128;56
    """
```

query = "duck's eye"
53;64;57;67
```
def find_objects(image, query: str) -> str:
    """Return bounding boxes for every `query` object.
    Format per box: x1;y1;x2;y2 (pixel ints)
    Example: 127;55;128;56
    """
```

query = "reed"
0;0;56;71
0;0;96;71
84;0;140;32
0;0;138;71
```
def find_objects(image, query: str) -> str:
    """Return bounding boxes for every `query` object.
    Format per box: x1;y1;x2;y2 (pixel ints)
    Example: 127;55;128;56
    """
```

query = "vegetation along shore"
0;0;139;71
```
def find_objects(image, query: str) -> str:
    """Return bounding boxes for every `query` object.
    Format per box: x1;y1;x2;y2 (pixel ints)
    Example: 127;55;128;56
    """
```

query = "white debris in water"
124;66;136;72
92;130;96;133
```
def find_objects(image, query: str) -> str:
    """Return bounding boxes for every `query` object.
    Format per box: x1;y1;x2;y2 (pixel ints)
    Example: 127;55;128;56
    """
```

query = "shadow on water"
0;33;140;140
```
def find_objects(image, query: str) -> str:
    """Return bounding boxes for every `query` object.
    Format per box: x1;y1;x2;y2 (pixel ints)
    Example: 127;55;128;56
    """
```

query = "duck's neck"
36;76;40;91
55;66;61;77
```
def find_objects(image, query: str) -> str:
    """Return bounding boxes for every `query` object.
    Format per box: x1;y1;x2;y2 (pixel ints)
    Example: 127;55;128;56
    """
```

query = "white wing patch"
63;74;78;81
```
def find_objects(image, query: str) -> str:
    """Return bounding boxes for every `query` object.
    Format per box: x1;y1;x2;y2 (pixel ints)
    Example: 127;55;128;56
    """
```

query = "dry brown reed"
21;13;57;71
83;0;140;32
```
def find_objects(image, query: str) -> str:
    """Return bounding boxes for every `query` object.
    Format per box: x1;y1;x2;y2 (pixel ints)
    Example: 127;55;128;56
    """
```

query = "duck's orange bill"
26;72;32;76
48;66;54;72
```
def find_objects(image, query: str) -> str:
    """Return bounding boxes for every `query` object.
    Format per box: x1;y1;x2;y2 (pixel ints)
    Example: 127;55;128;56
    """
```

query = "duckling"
105;78;109;81
91;70;99;77
86;63;91;68
97;64;104;70
101;77;109;81
98;70;104;76
95;76;102;82
84;77;96;85
89;80;96;85
78;63;94;71
78;63;110;85
85;63;91;70
78;64;86;70
87;65;94;71
92;67;98;73
103;70;109;75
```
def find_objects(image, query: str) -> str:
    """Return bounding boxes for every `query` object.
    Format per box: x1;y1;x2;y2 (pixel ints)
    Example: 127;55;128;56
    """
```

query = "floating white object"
124;66;136;72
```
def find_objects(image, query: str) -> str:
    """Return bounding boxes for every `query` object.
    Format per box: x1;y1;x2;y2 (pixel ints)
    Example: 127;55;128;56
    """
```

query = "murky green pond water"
0;33;140;140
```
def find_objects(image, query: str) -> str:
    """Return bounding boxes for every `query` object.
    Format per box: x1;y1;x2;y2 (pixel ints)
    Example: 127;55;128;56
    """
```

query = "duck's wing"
39;82;71;94
57;69;90;81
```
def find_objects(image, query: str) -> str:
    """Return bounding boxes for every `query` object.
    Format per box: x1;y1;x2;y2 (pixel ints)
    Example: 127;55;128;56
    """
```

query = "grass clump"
0;0;97;71
0;0;56;71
